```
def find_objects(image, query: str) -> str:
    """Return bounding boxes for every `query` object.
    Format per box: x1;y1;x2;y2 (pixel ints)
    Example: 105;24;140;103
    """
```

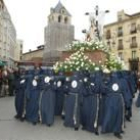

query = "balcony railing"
129;57;139;61
130;29;137;34
118;45;123;50
130;43;137;48
106;34;111;39
118;32;123;37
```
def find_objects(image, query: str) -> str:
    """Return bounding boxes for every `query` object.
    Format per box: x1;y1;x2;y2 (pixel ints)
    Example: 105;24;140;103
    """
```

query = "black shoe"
121;130;125;134
82;127;85;130
14;115;20;119
33;122;37;125
126;118;131;122
47;124;51;127
74;127;79;131
20;117;25;122
114;133;122;139
61;115;65;120
95;131;99;135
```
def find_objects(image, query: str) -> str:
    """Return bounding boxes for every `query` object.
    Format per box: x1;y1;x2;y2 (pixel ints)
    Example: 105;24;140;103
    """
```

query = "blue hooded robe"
25;74;40;124
40;76;56;126
101;72;124;134
64;72;83;130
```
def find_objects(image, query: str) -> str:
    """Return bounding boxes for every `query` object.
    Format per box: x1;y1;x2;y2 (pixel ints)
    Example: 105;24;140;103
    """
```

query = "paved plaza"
0;96;140;140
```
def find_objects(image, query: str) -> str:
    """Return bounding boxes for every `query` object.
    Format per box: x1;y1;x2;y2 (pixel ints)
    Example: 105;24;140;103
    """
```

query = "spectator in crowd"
8;68;15;96
0;69;2;97
1;66;9;97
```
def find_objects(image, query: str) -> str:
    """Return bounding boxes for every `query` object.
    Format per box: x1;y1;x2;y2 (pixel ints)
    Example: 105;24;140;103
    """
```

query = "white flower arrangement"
53;49;102;73
105;52;123;71
65;40;108;52
95;67;100;71
53;40;123;73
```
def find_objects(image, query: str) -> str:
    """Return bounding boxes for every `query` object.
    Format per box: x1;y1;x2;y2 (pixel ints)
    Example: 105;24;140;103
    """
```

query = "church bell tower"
44;1;74;65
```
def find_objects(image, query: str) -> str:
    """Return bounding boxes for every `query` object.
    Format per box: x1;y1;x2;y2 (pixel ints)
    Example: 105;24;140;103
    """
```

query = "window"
118;39;123;50
107;41;110;46
130;36;137;48
106;30;111;39
58;15;62;22
132;51;136;59
118;27;123;37
132;36;136;44
64;17;68;24
61;9;65;14
118;52;123;60
130;23;137;34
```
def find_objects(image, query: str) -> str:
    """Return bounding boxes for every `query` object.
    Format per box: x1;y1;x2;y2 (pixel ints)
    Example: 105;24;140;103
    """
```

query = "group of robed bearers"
14;67;138;139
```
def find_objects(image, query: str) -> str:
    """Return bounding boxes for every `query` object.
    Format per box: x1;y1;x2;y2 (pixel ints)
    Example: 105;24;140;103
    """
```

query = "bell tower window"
58;15;62;22
61;8;65;14
64;17;68;24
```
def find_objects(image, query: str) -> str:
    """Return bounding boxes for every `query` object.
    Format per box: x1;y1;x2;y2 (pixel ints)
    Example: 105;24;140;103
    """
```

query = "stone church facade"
44;1;74;65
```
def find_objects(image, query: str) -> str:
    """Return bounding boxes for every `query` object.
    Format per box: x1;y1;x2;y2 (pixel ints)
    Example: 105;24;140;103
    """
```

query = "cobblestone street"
0;96;140;140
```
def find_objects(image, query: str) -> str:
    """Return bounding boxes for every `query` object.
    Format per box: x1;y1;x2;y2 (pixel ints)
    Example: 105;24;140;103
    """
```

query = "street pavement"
0;96;140;140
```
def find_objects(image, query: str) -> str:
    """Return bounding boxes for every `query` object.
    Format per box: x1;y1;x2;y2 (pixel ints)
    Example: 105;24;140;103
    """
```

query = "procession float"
53;7;124;74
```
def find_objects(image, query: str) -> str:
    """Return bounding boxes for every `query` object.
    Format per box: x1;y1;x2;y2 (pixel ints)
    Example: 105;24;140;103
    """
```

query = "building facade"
22;45;44;62
104;10;140;72
0;0;17;68
44;1;74;65
14;39;23;62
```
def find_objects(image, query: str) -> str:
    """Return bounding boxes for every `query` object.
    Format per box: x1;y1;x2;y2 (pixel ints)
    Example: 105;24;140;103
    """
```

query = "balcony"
106;34;111;39
129;57;139;72
130;43;137;48
118;45;123;50
130;29;137;34
118;32;123;37
129;57;139;61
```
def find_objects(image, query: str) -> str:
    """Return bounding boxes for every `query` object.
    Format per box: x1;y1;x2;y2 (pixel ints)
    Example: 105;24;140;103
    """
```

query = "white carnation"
81;62;84;67
95;67;99;71
64;66;68;69
76;67;80;71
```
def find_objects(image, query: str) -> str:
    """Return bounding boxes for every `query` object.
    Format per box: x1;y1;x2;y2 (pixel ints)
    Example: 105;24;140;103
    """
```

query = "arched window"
64;17;68;24
61;9;65;14
58;15;61;23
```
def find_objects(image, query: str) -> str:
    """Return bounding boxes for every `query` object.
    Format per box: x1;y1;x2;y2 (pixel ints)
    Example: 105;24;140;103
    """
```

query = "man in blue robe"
25;69;40;125
136;90;140;107
14;69;27;121
40;75;56;126
54;72;65;116
101;71;124;139
80;71;101;135
120;71;133;122
62;76;71;119
64;71;83;130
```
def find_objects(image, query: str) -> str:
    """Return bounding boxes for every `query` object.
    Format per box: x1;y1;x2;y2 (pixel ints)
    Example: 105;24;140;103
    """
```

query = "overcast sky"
4;0;140;52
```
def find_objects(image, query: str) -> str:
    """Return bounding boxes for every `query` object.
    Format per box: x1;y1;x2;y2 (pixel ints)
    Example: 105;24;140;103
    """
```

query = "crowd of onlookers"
0;66;19;97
